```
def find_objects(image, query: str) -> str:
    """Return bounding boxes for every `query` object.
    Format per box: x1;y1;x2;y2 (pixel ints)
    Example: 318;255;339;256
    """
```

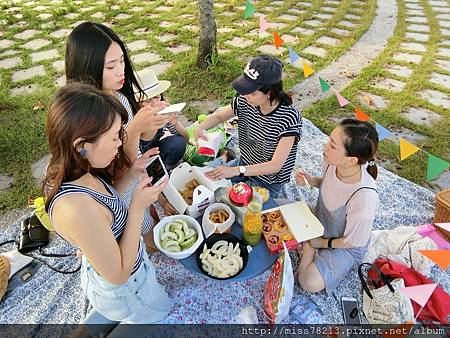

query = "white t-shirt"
320;164;379;247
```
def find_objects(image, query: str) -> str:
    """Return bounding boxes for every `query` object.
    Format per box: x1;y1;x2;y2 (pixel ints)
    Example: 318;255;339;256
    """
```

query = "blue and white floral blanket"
0;118;448;324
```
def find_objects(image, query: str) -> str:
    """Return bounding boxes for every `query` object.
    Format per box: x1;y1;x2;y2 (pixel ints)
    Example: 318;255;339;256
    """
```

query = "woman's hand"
132;175;168;210
129;148;160;177
193;125;208;146
205;166;238;180
132;101;171;135
295;168;313;188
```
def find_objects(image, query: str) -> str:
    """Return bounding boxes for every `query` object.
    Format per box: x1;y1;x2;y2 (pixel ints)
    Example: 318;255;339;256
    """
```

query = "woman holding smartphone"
44;83;172;325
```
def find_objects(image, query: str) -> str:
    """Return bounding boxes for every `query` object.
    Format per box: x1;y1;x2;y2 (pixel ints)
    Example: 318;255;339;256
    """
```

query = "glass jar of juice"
243;200;263;246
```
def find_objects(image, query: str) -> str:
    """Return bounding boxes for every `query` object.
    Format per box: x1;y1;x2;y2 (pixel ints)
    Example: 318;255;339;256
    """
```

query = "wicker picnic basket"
0;256;11;302
433;188;450;242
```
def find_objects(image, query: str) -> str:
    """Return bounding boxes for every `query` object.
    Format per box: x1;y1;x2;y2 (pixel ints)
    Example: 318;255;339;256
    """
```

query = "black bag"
18;214;49;254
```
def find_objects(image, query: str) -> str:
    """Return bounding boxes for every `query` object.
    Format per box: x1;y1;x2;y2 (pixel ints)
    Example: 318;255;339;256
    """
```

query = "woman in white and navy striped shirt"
196;56;302;197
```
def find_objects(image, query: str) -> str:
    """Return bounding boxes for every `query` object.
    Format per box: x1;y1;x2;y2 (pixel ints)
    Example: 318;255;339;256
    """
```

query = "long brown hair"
43;83;131;211
339;118;379;179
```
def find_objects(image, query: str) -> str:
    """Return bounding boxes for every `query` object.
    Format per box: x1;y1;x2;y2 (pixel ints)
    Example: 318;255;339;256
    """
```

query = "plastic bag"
264;242;294;324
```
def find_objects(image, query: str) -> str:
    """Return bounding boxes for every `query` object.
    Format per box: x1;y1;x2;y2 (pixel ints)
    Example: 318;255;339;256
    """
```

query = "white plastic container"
202;203;235;238
153;215;204;259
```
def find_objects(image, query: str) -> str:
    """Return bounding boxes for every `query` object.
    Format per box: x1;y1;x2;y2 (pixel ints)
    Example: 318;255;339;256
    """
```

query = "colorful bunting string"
259;16;268;35
375;123;393;142
399;138;420;161
319;76;331;92
334;90;349;107
419;249;450;270
355;106;370;121
303;61;314;77
244;0;256;19
288;47;300;64
273;32;284;48
427;154;450;180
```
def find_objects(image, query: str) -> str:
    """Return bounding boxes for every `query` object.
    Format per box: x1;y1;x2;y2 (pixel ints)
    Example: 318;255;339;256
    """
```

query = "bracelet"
327;238;334;249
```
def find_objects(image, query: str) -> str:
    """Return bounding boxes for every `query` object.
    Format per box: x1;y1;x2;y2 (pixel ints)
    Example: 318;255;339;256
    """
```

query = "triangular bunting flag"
244;0;256;19
288;47;300;64
273;31;284;48
435;223;450;233
259;15;268;35
419;250;450;270
427;154;450;181
399;138;420;161
303;61;314;77
335;90;349;107
355;106;370;121
376;123;393;142
399;284;437;307
319;76;331;92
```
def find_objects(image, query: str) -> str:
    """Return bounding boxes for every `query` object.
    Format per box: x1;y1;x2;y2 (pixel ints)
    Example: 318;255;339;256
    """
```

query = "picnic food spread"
159;219;198;252
229;182;253;207
199;240;244;279
262;211;297;255
179;179;200;205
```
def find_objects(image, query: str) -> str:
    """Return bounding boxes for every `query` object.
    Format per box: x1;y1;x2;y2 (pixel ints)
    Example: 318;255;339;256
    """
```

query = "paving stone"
440;40;450;47
220;11;235;17
279;14;298;21
217;27;234;34
330;27;351;36
436;13;450;20
280;34;300;44
70;20;86;28
13;13;23;19
183;25;199;32
30;49;59;63
160;21;175;28
322;6;337;12
214;2;225;8
12;65;46;82
435;59;450;72
372;78;406;92
297;2;312;8
30;154;51;183
288;8;306;15
10;84;40;96
268;22;288;30
260;6;276;12
130;6;144;12
5;6;21;13
145;62;173;76
225;37;253;49
11;21;28;29
304;19;322;28
0;50;20;58
405;16;427;23
430;170;450;192
405;32;429;42
256;44;286;56
0;175;13;191
314;13;333;20
52;59;64;72
385;64;414;78
64;13;79;20
400;107;443;127
41;21;55;29
419;89;450;109
146;13;160;19
338;20;358;28
131;51;161;64
218;48;231;55
24;1;36;6
14;29;41;40
316;36;339;46
54;75;66;87
156;33;177;42
133;28;152;36
437;47;450;57
21;38;51;50
429;72;450;89
389;127;426;145
302;46;327;58
91;12;105;19
439;21;450;29
79;6;94;12
432;6;450;13
441;29;450;36
405;3;422;9
393;52;422;64
127;40;148;52
49;28;71;39
115;13;131;20
166;44;192;54
358;91;390;109
292;27;315;36
345;14;360;20
407;24;430;32
406;9;424;16
399;42;427;53
0;39;14;49
180;14;195;19
248;28;271;38
38;13;52;20
34;5;48;11
429;1;448;6
271;0;284;5
155;6;172;11
0;57;22;69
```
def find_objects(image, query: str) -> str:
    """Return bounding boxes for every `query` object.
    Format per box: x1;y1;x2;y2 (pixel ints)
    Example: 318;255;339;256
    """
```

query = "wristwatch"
327;238;334;249
238;166;247;177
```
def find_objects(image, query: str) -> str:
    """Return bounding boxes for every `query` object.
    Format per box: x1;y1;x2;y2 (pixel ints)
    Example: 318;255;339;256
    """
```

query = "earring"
79;148;87;158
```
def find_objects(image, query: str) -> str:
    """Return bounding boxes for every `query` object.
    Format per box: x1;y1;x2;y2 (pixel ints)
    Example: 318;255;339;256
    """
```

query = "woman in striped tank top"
44;83;172;326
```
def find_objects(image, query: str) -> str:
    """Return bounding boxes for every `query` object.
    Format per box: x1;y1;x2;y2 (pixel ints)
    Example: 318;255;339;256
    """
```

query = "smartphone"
341;297;361;324
157;102;186;115
145;155;168;186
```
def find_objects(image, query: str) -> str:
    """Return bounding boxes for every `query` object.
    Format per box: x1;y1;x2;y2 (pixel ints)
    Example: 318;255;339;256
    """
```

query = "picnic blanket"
0;118;448;324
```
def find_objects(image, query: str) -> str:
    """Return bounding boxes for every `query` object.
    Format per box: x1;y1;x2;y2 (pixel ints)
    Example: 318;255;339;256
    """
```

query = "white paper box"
163;162;231;218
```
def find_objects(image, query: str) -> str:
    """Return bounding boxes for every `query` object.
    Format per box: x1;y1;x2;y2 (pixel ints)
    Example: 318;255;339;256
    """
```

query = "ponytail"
259;81;293;105
366;159;378;180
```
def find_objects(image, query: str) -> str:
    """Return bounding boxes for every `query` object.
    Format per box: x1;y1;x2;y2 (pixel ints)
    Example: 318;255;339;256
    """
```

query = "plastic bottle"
243;200;263;246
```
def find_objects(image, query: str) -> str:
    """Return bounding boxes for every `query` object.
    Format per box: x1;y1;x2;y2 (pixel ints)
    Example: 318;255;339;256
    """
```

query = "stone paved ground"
0;0;449;214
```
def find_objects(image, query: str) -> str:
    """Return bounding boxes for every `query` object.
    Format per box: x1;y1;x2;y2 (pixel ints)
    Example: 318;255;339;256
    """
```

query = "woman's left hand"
205;166;238;180
309;237;327;248
130;147;160;176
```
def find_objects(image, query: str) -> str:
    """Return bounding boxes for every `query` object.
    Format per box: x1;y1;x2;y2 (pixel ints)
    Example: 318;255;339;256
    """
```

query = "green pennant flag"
319;76;331;92
244;0;256;19
427;154;450;181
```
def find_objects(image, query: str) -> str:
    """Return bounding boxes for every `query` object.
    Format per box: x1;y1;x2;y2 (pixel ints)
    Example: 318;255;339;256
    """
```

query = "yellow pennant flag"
303;61;314;77
399;138;420;161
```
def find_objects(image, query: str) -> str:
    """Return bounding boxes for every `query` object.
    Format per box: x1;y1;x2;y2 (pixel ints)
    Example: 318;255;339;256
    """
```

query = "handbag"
18;214;49;253
358;263;415;324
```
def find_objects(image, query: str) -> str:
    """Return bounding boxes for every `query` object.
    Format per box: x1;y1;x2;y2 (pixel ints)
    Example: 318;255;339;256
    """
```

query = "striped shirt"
48;177;143;275
232;95;302;185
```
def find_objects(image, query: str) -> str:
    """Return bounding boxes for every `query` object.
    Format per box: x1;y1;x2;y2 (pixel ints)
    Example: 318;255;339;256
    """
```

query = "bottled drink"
243;200;263;246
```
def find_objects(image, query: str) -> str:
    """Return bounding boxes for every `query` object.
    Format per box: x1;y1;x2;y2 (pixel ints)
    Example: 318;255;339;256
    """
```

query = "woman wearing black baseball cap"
195;55;302;197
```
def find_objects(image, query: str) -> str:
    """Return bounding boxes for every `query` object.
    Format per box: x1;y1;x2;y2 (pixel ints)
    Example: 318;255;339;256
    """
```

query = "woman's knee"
299;275;324;293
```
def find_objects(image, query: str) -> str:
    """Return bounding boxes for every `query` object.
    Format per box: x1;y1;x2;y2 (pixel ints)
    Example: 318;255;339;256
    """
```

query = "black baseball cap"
231;55;283;95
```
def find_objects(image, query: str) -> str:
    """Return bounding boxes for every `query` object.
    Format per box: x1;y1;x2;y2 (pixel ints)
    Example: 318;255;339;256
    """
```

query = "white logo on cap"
244;63;259;80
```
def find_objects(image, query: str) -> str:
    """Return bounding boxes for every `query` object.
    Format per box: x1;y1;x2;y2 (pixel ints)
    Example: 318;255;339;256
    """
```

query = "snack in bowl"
208;209;229;224
159;218;198;252
253;186;270;203
196;234;248;279
179;179;200;205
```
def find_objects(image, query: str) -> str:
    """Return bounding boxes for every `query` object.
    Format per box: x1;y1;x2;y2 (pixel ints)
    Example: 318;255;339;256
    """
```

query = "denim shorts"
80;245;172;324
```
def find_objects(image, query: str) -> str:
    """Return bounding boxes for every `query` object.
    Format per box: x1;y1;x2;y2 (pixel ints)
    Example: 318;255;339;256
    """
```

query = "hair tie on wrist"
368;160;375;166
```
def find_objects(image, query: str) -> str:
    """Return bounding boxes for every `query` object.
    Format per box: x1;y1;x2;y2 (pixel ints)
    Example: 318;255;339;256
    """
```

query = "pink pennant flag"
435;223;450;233
334;90;349;107
399;284;437;307
259;16;268;35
